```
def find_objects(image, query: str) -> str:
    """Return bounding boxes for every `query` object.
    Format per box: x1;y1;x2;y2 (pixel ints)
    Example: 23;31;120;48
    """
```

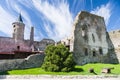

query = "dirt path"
0;75;120;80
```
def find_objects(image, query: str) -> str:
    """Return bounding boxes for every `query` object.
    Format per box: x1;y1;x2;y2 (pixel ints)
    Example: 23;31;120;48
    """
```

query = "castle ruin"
61;11;119;65
0;11;119;66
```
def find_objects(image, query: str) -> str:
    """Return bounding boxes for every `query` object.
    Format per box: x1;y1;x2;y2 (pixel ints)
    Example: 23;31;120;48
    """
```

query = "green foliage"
42;44;75;72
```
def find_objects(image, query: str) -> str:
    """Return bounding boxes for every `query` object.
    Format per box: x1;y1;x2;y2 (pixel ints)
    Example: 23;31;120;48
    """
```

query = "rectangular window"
93;51;96;57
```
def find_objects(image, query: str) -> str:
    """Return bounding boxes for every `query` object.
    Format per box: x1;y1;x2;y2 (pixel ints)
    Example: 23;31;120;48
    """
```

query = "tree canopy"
42;44;75;72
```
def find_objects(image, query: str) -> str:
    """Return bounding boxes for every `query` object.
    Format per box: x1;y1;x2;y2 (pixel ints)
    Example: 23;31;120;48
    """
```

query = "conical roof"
17;13;23;22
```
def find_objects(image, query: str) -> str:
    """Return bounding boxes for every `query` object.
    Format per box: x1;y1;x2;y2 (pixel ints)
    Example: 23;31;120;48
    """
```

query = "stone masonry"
109;30;120;63
61;11;119;65
0;53;45;72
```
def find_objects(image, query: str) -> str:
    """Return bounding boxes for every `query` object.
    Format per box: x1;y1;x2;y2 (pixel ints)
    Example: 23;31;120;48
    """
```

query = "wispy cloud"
0;0;73;41
91;3;112;26
0;0;33;39
0;6;15;37
32;0;73;41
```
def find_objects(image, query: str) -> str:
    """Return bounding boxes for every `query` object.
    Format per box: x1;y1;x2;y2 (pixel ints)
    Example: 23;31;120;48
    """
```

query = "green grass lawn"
0;63;120;75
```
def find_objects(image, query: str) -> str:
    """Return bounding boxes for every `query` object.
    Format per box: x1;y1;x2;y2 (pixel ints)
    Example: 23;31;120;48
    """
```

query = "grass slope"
1;63;120;75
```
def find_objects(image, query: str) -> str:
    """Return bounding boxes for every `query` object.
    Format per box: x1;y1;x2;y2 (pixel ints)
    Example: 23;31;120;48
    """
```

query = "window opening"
92;34;95;42
93;51;96;57
99;48;103;55
84;48;88;56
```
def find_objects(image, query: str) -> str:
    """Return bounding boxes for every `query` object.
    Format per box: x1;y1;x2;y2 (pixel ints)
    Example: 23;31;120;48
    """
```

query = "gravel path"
0;75;120;80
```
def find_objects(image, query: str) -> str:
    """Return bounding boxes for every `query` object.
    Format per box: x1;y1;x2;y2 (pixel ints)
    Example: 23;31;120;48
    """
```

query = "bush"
42;44;76;72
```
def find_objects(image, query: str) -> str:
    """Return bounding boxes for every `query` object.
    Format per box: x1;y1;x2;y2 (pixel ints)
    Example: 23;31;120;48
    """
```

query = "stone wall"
109;30;120;49
33;39;55;51
0;37;31;53
0;53;45;72
109;30;120;63
67;11;118;65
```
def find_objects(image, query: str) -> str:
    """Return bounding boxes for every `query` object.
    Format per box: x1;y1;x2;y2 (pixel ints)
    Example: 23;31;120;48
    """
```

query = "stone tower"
30;27;34;42
12;14;25;41
30;26;34;45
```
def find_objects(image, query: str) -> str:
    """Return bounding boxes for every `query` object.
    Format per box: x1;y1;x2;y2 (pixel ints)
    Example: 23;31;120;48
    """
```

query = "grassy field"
0;63;120;75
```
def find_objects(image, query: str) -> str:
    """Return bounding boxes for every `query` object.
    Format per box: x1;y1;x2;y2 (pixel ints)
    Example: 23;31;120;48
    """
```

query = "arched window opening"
82;28;85;37
17;46;20;50
93;51;96;57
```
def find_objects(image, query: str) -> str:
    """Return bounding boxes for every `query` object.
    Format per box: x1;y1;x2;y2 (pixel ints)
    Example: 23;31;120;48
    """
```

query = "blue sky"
0;0;120;41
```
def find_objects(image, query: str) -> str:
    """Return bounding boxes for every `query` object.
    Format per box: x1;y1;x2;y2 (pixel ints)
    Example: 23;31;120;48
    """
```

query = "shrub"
42;44;75;72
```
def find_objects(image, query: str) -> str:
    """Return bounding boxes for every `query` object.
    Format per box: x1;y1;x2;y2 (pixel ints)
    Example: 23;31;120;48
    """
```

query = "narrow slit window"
17;46;20;50
82;28;85;37
99;48;103;55
92;34;95;42
84;48;88;56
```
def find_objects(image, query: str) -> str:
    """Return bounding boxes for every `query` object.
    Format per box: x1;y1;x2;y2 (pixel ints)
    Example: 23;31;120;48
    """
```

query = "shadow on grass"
73;68;84;72
0;71;9;79
0;71;9;75
92;72;97;75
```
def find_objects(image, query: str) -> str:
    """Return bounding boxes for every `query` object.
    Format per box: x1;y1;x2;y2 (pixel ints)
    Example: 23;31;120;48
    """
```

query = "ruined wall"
60;36;74;52
0;53;45;72
109;30;120;49
32;39;55;51
109;30;120;63
72;11;118;65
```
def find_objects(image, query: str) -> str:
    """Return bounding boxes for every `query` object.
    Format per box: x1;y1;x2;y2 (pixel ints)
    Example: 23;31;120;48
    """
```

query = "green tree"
42;44;75;72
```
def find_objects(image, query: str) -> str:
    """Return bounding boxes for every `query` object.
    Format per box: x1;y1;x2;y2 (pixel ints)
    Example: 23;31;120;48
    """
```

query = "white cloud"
32;0;73;41
0;6;15;37
0;0;33;40
91;3;111;26
0;0;73;41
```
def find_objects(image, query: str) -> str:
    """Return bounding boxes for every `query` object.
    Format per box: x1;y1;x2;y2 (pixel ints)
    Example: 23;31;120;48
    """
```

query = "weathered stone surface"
19;53;45;69
0;59;24;72
61;11;119;65
109;30;120;63
0;53;45;72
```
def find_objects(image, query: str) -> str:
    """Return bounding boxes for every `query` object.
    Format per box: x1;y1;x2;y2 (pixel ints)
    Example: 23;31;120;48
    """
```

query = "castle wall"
33;39;55;51
71;11;118;65
0;14;55;60
0;37;31;54
109;30;120;63
0;53;45;72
